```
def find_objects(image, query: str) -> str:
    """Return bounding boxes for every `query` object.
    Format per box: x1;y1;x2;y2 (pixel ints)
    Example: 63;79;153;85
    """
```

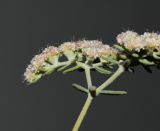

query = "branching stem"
96;65;125;95
72;64;125;131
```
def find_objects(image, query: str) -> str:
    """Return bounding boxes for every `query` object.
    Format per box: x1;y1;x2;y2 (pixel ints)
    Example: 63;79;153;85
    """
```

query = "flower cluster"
117;31;160;52
59;40;118;59
115;31;160;69
24;40;118;83
24;31;160;83
24;46;59;83
23;31;160;131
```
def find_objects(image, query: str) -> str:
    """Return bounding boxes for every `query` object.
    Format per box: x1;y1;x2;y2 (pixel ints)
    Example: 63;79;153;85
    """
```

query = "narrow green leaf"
119;54;127;59
132;53;139;58
102;56;118;64
72;83;88;93
113;44;125;51
153;52;160;60
100;90;127;95
39;65;57;75
139;58;155;65
127;67;134;73
45;66;57;75
95;67;112;74
57;63;71;71
63;66;80;74
76;61;87;69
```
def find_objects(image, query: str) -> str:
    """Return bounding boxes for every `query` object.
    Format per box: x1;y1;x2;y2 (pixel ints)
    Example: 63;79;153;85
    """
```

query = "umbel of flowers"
115;31;160;72
24;31;160;131
24;40;119;84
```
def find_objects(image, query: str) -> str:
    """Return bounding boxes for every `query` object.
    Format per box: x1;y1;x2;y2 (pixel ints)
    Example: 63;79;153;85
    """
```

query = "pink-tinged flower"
142;32;160;51
116;31;145;52
76;40;103;49
117;31;138;45
24;46;59;83
59;42;77;52
117;31;160;52
97;45;118;57
82;47;99;58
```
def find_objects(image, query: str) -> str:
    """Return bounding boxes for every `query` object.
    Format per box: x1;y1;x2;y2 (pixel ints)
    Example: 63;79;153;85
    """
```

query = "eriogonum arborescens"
24;31;160;131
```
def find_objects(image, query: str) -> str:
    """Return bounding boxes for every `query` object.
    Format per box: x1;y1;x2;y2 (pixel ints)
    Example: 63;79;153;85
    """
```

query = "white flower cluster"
24;32;160;84
24;46;59;83
117;31;160;52
24;40;118;83
59;40;118;58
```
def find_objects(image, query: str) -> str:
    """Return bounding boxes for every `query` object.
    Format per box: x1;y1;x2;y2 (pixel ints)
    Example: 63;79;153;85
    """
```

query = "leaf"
45;66;57;75
113;44;125;51
119;54;127;60
153;52;160;60
57;63;71;71
132;53;139;58
72;83;88;94
139;58;155;65
95;67;112;74
100;90;127;95
76;61;86;69
102;56;118;64
63;66;80;74
127;67;134;73
39;65;57;75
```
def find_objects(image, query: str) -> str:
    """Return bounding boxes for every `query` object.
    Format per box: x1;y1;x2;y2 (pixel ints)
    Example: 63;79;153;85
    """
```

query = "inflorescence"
24;31;160;83
24;31;160;131
24;40;118;83
117;31;160;51
115;31;160;70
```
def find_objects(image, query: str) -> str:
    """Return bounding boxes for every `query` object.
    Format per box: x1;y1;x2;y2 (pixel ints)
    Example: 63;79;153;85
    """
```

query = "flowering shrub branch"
24;31;160;131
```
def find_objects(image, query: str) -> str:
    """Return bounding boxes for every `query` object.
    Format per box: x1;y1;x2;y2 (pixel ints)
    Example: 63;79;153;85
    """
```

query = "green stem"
63;65;80;74
72;62;94;131
72;83;88;94
76;61;93;88
72;94;93;131
85;67;92;88
72;64;125;131
96;65;125;95
92;62;103;67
